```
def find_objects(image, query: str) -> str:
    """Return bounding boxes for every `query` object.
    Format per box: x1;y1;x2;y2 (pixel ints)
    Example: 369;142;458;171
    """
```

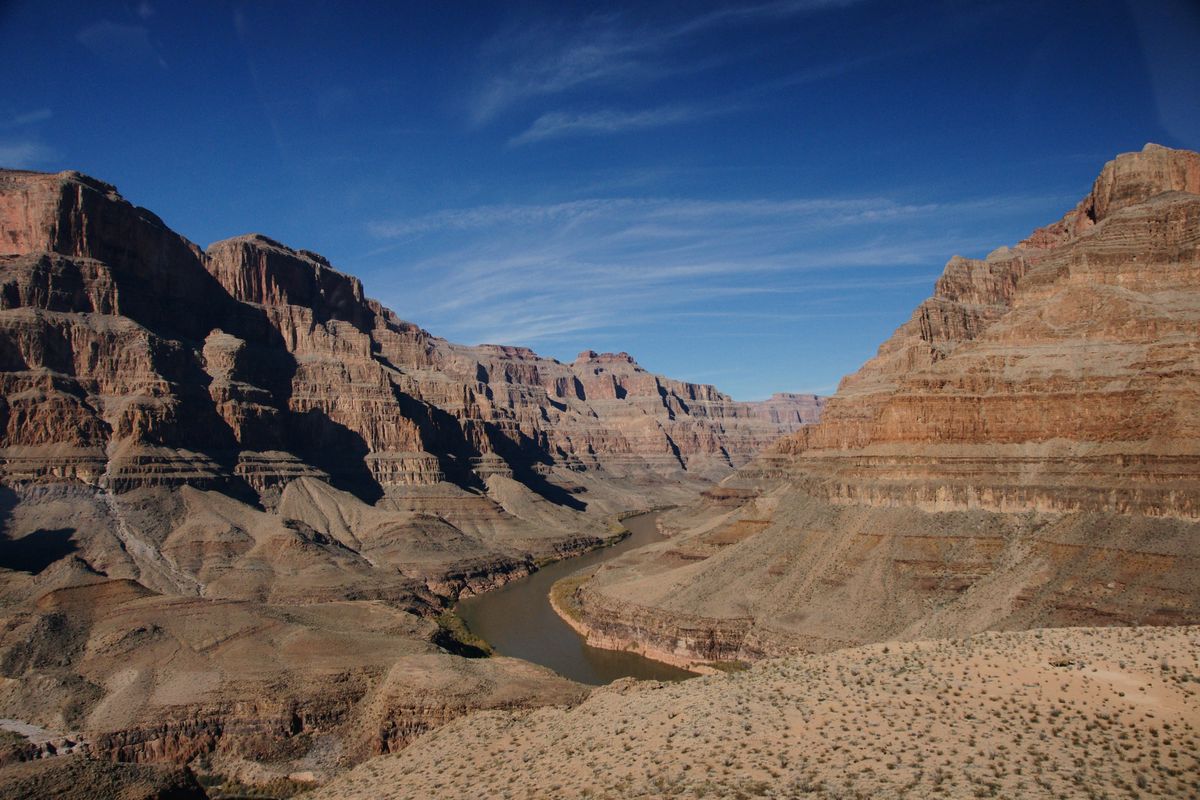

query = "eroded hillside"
560;143;1200;668
316;625;1200;799
0;167;815;787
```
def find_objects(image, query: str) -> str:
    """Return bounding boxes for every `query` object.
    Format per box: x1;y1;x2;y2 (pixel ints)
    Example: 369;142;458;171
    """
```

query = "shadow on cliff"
388;380;587;512
0;528;78;574
104;247;386;506
54;181;594;510
290;409;384;504
64;214;262;506
488;427;588;512
19;178;398;508
509;461;587;511
389;388;488;493
0;486;79;574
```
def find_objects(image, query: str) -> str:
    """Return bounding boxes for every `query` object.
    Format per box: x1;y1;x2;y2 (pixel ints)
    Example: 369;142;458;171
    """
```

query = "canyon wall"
565;144;1200;668
0;173;817;503
0;166;816;783
0;165;818;600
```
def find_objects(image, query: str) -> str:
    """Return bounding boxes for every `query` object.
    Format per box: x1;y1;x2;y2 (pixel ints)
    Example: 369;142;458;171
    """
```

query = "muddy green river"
456;511;696;685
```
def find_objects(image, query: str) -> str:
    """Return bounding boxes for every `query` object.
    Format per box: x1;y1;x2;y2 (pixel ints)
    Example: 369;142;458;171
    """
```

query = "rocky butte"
0;166;819;792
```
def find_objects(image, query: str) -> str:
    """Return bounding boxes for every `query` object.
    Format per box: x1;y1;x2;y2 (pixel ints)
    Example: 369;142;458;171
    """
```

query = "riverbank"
547;570;726;676
455;511;697;684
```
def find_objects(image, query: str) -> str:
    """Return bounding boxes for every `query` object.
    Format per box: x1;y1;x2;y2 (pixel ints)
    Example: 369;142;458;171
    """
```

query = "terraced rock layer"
0;167;816;790
564;144;1200;668
0;170;818;498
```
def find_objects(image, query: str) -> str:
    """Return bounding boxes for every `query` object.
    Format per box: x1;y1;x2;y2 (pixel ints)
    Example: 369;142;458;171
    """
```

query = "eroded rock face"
0;579;584;784
780;144;1200;517
0;754;207;800
1021;142;1200;249
0;165;815;786
0;165;818;604
565;144;1200;667
0;169;815;498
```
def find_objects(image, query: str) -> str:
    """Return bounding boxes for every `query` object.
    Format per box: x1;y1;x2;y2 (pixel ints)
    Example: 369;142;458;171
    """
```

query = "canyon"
561;143;1200;669
0;142;1197;799
0;165;818;792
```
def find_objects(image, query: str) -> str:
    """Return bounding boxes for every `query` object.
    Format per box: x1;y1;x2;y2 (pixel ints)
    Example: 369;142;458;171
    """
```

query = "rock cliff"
564;144;1200;667
0;166;815;787
0;169;815;502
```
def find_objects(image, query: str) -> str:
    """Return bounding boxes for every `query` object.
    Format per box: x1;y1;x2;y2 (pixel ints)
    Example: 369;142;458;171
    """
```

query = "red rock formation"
781;144;1200;518
0;169;816;505
1021;142;1200;249
564;144;1200;667
0;165;820;785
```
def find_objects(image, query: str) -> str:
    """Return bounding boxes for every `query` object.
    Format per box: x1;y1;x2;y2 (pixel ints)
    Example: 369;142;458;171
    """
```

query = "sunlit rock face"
563;144;1200;668
0;168;817;499
0;165;817;781
779;143;1200;517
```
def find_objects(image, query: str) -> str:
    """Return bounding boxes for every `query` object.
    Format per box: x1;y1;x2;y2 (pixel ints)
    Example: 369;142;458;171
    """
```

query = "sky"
1;1;1197;399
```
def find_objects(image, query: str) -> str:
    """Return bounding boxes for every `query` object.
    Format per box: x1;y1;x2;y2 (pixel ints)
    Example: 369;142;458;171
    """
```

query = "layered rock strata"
0;165;817;603
563;144;1200;668
0;755;208;800
0;576;584;785
0;173;816;499
0;166;815;787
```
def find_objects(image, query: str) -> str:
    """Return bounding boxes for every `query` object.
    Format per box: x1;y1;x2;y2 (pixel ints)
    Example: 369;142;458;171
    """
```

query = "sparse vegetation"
200;772;317;798
432;611;493;658
314;625;1200;799
549;572;596;624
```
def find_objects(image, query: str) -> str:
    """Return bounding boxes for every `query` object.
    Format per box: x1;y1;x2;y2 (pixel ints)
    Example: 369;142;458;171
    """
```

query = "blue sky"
1;1;1197;399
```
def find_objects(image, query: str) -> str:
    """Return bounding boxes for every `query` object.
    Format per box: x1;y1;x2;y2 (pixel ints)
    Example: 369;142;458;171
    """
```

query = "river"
456;511;696;685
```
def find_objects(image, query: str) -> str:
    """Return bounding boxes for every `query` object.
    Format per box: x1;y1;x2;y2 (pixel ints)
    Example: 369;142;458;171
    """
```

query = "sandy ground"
315;625;1200;799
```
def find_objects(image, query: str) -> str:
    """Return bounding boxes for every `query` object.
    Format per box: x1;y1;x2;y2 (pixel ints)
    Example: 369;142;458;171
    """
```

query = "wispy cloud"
361;190;1059;347
368;196;938;240
1;109;52;128
369;198;642;239
0;108;56;168
470;0;865;124
763;52;894;93
0;141;56;168
509;104;722;145
76;20;166;68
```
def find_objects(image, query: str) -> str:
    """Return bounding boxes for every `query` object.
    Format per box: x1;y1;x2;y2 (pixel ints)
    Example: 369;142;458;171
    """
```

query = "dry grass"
315;625;1200;799
548;572;594;624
